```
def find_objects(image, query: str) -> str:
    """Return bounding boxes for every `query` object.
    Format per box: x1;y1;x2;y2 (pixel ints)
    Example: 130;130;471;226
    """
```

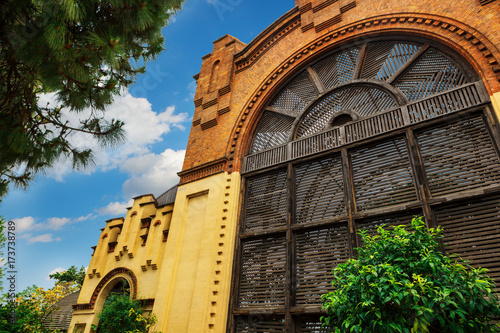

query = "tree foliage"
0;282;78;333
49;265;86;288
0;0;185;197
321;217;500;333
95;293;158;333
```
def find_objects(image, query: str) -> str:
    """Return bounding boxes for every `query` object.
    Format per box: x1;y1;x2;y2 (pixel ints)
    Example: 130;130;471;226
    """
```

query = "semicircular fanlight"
249;40;472;154
295;85;399;139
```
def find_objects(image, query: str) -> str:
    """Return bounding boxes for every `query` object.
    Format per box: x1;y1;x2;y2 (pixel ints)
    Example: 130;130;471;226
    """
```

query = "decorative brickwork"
227;13;500;175
178;157;227;184
73;267;138;310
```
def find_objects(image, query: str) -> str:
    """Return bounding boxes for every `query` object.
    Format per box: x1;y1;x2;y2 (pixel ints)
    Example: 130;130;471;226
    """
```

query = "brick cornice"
226;13;500;174
234;8;301;74
178;157;228;184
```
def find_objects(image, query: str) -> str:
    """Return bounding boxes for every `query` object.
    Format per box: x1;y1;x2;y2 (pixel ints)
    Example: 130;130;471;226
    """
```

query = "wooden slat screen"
234;38;497;332
251;111;295;153
291;128;341;158
394;49;469;102
244;169;288;231
269;71;317;114
345;107;405;143
356;211;420;246
416;115;500;197
295;155;346;224
435;194;500;290
295;224;350;305
238;236;287;307
295;317;329;333
235;316;286;333
361;42;421;80
296;85;398;139
312;47;360;89
351;137;417;211
244;145;287;173
407;83;482;123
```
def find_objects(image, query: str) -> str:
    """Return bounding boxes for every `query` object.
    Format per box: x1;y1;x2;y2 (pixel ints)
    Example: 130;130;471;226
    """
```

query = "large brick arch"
229;14;500;173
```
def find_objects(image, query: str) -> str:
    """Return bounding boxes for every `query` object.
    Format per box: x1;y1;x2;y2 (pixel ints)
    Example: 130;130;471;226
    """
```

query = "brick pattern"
227;14;500;175
181;0;500;185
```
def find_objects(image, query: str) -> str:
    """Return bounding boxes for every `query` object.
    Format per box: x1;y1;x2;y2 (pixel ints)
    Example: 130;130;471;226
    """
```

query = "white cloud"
121;149;185;198
47;267;65;280
39;90;189;180
45;217;72;231
12;216;36;233
28;234;62;244
13;214;96;243
97;200;133;216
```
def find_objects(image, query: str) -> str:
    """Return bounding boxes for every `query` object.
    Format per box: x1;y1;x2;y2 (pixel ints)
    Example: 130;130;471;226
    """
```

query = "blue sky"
1;0;294;292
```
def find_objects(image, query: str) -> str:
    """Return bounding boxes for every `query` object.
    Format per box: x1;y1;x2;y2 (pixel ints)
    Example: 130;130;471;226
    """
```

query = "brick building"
70;0;500;332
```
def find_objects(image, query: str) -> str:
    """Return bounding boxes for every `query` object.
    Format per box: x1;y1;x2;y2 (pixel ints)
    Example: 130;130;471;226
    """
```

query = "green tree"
0;0;185;198
49;265;86;288
321;217;500;333
0;283;77;333
95;293;157;333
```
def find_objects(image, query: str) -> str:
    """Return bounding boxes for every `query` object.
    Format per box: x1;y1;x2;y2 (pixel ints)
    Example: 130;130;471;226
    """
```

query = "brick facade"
181;0;500;184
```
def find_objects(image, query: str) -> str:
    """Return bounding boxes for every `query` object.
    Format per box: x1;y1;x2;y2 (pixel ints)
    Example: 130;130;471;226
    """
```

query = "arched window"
209;60;220;92
232;38;500;331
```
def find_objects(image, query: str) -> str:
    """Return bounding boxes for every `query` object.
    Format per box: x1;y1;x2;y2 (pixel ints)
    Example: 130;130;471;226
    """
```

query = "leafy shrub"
321;217;500;332
95;293;157;333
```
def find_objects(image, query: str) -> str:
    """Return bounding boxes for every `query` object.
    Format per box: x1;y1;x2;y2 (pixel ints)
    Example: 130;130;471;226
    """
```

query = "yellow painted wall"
69;195;175;333
69;171;241;333
153;171;241;333
491;92;500;124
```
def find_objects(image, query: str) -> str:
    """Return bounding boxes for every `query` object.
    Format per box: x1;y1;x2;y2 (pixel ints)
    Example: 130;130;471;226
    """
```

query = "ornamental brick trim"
235;13;301;74
178;157;228;184
73;267;138;311
226;13;500;174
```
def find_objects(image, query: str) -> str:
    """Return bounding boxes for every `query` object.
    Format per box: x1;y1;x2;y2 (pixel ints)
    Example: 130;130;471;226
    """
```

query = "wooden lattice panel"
351;137;417;211
312;47;360;89
251;111;295;153
238;236;287;307
269;71;318;114
295;224;350;305
361;42;421;80
436;194;500;290
296;317;330;333
235;317;286;333
416;115;500;197
295;154;346;224
394;49;469;102
356;211;420;246
296;85;398;138
244;169;288;231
